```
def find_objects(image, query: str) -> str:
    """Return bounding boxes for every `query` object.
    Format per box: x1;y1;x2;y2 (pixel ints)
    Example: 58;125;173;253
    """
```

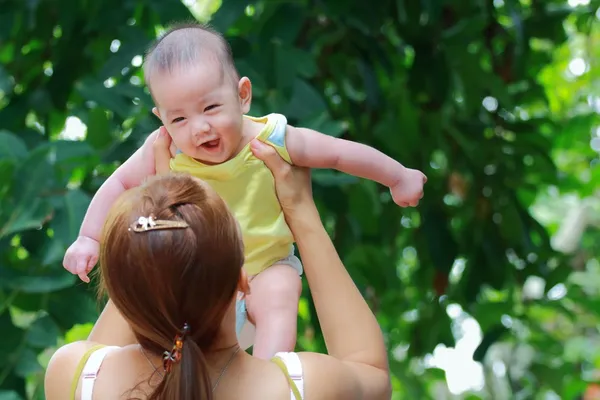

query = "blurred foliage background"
0;0;599;398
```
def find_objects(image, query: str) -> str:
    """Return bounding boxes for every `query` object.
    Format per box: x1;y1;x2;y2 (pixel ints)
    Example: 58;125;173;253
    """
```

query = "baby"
63;23;427;360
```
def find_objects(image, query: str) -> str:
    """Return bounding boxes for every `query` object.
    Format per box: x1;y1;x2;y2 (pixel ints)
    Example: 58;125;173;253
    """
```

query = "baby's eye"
204;104;220;112
171;117;185;124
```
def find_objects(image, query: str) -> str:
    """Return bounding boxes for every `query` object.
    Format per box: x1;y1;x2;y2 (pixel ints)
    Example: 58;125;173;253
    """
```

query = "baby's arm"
287;126;427;199
286;126;427;207
79;129;161;240
63;128;164;282
286;126;404;186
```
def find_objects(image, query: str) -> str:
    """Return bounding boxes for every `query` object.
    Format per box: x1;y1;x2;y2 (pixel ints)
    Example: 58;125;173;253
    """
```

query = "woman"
44;137;391;399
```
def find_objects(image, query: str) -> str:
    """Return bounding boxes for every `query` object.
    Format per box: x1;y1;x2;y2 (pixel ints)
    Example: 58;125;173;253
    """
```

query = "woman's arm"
250;140;391;399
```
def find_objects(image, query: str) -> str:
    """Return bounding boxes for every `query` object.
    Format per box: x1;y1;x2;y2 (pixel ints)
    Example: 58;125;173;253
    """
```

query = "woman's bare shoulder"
44;341;105;400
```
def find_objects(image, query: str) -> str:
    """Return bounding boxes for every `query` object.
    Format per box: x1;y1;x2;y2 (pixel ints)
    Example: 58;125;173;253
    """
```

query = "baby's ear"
152;107;161;119
238;77;252;114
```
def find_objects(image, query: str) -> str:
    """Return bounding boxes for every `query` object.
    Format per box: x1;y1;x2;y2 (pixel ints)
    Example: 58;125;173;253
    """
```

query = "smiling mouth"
201;139;220;149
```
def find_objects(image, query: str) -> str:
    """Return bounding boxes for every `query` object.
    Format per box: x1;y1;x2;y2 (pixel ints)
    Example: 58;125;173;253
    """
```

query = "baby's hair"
143;21;240;90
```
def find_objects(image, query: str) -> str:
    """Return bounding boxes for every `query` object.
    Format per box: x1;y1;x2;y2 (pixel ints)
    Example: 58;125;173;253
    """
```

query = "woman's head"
99;173;244;399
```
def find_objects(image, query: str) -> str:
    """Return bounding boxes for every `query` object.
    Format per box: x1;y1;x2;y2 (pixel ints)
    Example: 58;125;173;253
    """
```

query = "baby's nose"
192;121;211;138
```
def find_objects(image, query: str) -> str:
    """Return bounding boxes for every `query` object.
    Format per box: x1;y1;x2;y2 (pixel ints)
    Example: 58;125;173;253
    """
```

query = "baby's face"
151;61;250;165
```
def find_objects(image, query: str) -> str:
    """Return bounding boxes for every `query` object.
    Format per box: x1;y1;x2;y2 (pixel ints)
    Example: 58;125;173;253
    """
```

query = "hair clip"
128;214;189;232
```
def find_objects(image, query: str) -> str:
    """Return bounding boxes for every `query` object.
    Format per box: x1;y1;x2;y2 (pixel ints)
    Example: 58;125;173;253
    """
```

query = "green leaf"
96;31;148;80
86;107;113;150
421;206;458;274
463;258;485;305
47;286;99;330
11;293;44;313
0;268;76;293
0;312;24;365
210;0;249;32
0;130;27;160
258;3;304;44
544;264;572;293
530;361;570;393
50;189;91;246
274;44;299;93
473;324;509;362
345;246;377;288
14;348;42;378
481;239;509;291
562;379;589;400
388;80;421;156
65;323;94;343
76;79;132;119
0;199;53;238
52;139;95;163
22;274;76;294
0;97;28;133
40;237;66;266
0;64;14;93
358;59;380;109
0;391;23;400
408;44;450;107
408;305;454;356
472;302;512;332
284;79;328;120
348;181;382;235
11;144;55;201
442;15;487;45
302;112;346;137
26;315;60;348
524;8;571;42
498;200;526;243
147;0;191;25
0;160;15;190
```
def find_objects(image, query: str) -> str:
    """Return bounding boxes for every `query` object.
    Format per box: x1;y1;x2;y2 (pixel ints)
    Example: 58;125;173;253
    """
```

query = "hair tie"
163;323;191;373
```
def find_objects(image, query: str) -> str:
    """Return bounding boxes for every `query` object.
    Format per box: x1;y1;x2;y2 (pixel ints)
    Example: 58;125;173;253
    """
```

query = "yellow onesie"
169;113;301;276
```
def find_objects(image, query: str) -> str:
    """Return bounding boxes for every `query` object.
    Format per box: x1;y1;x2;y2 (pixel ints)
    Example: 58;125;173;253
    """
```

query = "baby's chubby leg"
245;264;302;359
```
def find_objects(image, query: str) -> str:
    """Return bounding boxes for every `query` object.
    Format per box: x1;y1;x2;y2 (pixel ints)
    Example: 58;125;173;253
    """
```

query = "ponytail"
148;339;212;400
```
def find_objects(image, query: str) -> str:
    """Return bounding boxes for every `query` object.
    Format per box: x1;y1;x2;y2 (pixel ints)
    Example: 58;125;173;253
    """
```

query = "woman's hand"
250;139;315;218
153;126;173;175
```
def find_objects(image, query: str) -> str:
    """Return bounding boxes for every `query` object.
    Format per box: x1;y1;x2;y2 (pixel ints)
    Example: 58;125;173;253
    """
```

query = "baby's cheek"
169;129;188;148
223;116;243;137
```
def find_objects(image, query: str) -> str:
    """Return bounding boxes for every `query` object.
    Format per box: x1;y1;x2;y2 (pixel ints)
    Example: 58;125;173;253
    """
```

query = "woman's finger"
153;127;172;175
250;139;287;179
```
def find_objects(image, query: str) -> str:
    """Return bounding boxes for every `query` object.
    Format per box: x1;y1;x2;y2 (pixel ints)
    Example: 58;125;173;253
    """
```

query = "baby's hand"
390;168;427;207
63;236;100;283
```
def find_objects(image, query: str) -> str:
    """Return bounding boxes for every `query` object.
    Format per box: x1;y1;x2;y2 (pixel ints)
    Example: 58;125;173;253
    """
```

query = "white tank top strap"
80;346;119;400
274;351;304;400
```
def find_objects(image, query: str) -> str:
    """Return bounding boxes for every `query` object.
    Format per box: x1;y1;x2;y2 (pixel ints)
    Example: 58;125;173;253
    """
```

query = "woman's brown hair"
99;173;244;399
